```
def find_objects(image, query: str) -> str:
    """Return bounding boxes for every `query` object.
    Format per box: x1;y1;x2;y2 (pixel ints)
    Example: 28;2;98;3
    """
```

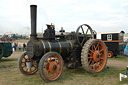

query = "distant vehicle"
0;40;13;60
101;31;125;58
10;34;28;40
0;35;12;41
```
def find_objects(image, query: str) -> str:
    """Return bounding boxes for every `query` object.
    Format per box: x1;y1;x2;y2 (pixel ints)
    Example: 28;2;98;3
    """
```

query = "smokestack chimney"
30;5;37;40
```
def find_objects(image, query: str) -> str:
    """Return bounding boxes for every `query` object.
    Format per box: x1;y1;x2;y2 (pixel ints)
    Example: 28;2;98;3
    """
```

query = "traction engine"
18;5;108;82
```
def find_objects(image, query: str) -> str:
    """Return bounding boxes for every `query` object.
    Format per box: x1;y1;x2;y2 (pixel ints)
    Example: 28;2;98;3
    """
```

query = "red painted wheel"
108;51;113;58
18;52;38;75
39;52;63;82
81;39;107;73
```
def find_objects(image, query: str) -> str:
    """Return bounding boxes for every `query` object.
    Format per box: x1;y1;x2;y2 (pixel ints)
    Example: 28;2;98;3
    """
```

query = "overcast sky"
0;0;128;35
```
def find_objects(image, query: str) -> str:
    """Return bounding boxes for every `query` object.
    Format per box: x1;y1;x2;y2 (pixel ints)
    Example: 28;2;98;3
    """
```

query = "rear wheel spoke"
89;49;94;53
88;59;92;64
100;49;104;52
95;43;99;50
93;45;96;51
90;61;94;66
88;56;93;59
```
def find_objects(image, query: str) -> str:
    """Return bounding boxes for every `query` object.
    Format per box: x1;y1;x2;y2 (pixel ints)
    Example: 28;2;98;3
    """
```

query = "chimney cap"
30;5;37;7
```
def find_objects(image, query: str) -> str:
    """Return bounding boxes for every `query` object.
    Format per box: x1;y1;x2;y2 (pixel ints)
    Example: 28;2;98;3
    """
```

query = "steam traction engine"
18;5;108;82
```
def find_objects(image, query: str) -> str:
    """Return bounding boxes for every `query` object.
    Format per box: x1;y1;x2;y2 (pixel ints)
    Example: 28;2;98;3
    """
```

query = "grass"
109;55;128;61
0;54;128;85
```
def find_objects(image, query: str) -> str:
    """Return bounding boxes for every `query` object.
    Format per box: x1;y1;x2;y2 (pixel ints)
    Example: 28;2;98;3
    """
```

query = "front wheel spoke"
53;72;56;77
26;68;29;72
30;68;32;71
21;62;26;66
22;65;26;68
47;59;51;63
32;65;37;69
44;64;48;68
24;58;28;61
44;70;50;75
57;60;60;64
21;61;25;63
57;62;59;64
57;65;60;70
55;58;57;62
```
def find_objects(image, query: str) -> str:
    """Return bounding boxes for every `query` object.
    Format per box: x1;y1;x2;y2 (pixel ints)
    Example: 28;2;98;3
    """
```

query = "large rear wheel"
39;52;63;82
81;39;107;73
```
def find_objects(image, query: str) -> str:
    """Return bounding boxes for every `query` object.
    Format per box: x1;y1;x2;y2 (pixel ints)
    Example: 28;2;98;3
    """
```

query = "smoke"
24;26;30;30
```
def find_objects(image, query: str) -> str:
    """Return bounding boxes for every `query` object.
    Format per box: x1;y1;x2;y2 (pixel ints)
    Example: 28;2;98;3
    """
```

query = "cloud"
0;0;128;34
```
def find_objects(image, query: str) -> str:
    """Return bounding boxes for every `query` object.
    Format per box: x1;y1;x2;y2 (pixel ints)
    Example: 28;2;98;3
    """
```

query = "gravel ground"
107;59;128;68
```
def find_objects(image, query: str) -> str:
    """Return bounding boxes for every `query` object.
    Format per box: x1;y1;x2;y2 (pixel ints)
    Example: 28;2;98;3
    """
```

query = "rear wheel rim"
88;41;107;72
43;54;63;80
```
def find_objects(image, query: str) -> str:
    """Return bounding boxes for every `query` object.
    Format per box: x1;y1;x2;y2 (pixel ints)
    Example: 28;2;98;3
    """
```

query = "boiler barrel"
40;40;75;57
27;40;75;58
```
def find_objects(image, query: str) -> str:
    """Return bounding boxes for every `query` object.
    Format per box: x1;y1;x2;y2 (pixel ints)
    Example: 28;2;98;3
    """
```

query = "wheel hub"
108;52;112;57
93;51;100;62
53;65;57;70
49;62;58;73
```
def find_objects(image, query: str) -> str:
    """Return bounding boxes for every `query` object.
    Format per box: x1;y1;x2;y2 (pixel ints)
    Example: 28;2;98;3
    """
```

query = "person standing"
18;44;21;50
23;43;26;51
14;43;17;51
124;43;128;56
12;42;15;51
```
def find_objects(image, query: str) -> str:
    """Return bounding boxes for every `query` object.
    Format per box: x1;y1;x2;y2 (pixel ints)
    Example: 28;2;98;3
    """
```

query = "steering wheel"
76;24;94;47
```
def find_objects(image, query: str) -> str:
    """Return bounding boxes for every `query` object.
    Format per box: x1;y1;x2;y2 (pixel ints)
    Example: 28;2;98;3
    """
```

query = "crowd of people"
12;42;26;51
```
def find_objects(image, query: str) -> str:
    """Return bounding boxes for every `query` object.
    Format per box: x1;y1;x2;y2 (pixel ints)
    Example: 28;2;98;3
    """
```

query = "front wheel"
39;52;63;82
17;52;38;75
81;39;107;73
